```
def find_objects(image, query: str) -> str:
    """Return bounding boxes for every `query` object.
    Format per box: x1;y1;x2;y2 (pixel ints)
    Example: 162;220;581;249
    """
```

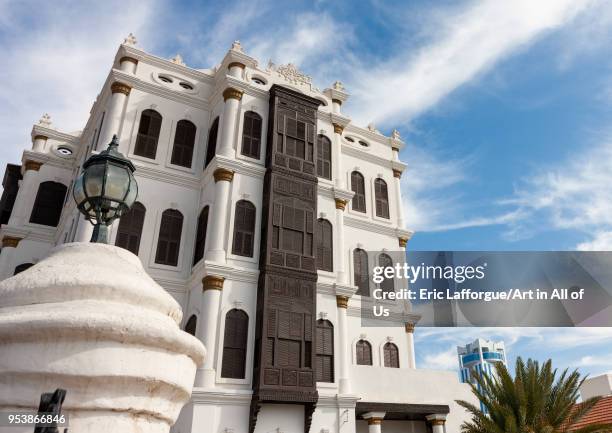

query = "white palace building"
0;35;477;433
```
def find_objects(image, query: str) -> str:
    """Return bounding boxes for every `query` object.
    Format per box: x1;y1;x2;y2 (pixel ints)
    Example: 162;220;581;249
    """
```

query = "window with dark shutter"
374;178;390;219
115;201;145;255
192;206;209;266
353;248;369;296
241;111;262;159
155;209;183;266
29;181;67;227
13;263;33;275
316;135;332;180
134;109;162;159
315;319;334;382
378;253;394;293
316;219;333;271
184;315;197;336
356;339;372;365
383;342;399;368
221;309;249;379
232;200;256;257
351;171;366;213
170;119;196;168
204;117;219;168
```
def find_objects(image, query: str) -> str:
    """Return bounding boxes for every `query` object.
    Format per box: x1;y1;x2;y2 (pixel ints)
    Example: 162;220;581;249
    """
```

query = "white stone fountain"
0;243;205;433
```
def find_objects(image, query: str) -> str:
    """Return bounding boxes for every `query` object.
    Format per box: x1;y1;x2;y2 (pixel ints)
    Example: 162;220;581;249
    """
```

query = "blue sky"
0;0;611;380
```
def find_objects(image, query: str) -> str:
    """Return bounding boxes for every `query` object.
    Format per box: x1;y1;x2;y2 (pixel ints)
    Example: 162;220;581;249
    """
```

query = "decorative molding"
213;168;235;183
223;87;243;101
33;134;48;141
336;295;349;309
110;81;131;95
335;198;347;211
202;275;225;291
367;418;383;425
333;123;344;134
191;389;253;405
393;169;402;178
2;236;23;248
24;160;43;171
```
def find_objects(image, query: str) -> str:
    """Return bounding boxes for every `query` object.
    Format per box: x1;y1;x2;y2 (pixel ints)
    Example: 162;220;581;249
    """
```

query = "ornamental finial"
333;81;345;91
170;54;185;66
231;40;243;52
38;113;52;127
367;122;378;133
123;33;137;46
392;129;401;140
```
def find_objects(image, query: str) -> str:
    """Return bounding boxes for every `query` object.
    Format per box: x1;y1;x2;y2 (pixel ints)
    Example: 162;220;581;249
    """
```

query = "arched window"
134;109;162;159
379;253;394;293
374;178;390;219
353;248;369;296
316;319;334;382
115;201;145;255
383;342;399;368
241;111;262;159
155;209;183;266
316;135;332;180
316;219;333;271
356;339;372;365
221;309;249;379
351;171;366;213
232;200;256;257
14;263;33;275
29;181;67;226
171;120;196;168
204;117;219;168
184;315;197;336
192;206;209;266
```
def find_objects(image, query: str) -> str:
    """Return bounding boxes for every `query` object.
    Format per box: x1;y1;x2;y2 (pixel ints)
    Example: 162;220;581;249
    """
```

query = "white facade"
0;35;477;432
580;374;612;400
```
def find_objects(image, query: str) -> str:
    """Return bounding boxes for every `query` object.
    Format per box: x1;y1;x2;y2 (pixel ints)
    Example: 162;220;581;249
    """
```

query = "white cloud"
577;232;612;251
422;346;458;371
579;355;612;367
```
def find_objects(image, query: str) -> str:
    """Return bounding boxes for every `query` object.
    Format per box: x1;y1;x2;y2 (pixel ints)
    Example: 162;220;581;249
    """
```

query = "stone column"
32;135;47;152
336;295;351;394
393;169;404;228
97;81;131;151
218;88;243;158
335;198;348;285
228;62;245;79
426;414;447;433
404;323;416;369
332;99;342;114
205;169;234;264
0;236;22;279
119;56;138;74
362;412;385;433
332;123;345;188
8;161;42;227
195;275;224;388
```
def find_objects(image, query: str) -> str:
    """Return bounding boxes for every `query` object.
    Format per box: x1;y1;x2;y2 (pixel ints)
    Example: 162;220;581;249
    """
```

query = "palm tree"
456;357;612;433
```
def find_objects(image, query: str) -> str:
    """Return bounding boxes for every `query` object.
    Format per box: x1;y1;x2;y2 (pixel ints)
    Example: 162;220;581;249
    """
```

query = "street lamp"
73;135;138;243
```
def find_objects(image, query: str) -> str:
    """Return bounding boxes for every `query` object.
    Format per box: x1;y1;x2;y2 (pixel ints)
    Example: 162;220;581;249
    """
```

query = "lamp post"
73;135;137;243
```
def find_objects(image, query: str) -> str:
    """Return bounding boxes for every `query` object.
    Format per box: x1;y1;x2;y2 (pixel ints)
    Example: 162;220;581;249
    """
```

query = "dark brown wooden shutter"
232;200;256;257
351;171;366;213
134;109;162;159
353;249;369;296
315;319;334;382
316;135;332;179
115;201;145;255
170;119;196;168
13;263;33;275
29;181;67;227
221;309;249;378
356;340;372;365
241;111;262;159
379;253;394;293
155;209;183;266
374;178;390;218
192;206;209;266
316;219;333;271
204;117;219;168
383;342;399;368
184;315;197;336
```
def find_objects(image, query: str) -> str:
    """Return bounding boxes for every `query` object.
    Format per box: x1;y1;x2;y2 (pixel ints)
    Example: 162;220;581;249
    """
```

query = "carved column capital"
336;295;349;309
335;198;348;211
333;123;344;134
2;236;23;248
398;236;408;248
430;420;445;426
24;160;43;171
223;87;243;101
332;98;343;106
393;169;402;179
111;81;131;96
228;61;246;70
213;168;235;183
119;56;138;65
202;275;225;291
33;135;48;141
367;418;383;425
405;322;415;333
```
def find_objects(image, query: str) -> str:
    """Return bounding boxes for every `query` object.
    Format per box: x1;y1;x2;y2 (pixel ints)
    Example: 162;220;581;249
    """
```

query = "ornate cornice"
202;275;225;291
24;160;43;171
336;295;349;309
213;168;235;183
2;236;23;248
111;81;131;95
335;198;348;211
223;87;243;101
